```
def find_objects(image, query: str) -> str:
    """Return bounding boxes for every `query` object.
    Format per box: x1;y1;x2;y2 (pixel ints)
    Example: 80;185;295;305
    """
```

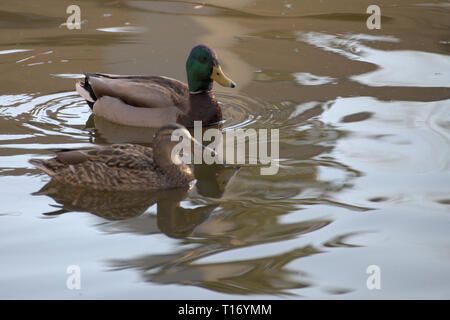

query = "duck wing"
30;144;156;177
76;73;189;111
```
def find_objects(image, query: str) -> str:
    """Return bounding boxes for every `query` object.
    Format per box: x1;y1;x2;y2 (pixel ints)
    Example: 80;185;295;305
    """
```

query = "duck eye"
217;72;219;75
198;57;206;63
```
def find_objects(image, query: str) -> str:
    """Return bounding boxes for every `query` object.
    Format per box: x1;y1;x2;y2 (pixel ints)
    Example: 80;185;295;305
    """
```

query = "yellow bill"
211;65;236;88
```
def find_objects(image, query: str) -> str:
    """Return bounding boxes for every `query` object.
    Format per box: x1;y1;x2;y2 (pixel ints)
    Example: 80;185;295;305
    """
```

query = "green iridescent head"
186;45;236;93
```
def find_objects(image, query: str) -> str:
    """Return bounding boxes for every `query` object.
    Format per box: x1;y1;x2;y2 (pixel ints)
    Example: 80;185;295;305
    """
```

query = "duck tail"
76;74;97;109
29;159;56;177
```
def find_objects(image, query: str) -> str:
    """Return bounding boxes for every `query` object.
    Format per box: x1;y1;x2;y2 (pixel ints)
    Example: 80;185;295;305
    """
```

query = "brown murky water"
0;0;449;299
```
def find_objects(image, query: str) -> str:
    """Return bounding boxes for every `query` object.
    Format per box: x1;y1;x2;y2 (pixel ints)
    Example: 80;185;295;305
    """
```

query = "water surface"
0;0;449;299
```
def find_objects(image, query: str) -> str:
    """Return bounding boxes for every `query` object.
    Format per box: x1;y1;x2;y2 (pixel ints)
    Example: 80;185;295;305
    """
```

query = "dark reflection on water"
32;158;334;294
36;181;218;238
12;86;373;296
33;161;238;237
30;104;347;294
109;244;322;295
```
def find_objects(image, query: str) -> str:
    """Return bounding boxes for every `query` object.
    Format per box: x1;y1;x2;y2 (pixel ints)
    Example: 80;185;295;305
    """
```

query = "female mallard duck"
75;45;235;128
29;124;201;191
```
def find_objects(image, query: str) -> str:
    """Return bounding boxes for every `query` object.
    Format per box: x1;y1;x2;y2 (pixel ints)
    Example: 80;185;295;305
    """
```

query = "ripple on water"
217;92;270;130
0;91;92;164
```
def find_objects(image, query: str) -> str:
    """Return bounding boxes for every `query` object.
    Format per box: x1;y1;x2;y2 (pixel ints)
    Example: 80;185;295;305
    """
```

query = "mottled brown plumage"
29;124;196;191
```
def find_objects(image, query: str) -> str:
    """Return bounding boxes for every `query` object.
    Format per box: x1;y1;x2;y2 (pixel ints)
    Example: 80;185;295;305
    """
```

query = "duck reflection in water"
34;162;238;239
34;117;326;295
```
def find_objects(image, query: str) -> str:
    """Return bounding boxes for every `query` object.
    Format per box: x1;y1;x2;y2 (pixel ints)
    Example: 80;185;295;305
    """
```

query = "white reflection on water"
294;72;337;86
352;49;450;88
0;94;32;108
96;26;148;33
320;97;450;173
51;74;85;79
298;32;450;88
0;49;32;55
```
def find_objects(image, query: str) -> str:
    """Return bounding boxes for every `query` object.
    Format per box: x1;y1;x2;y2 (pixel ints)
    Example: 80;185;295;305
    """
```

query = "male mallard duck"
29;124;201;191
75;45;235;128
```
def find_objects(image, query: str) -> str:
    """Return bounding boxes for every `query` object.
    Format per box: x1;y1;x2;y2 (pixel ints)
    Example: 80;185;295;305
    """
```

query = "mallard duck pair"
29;45;235;191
